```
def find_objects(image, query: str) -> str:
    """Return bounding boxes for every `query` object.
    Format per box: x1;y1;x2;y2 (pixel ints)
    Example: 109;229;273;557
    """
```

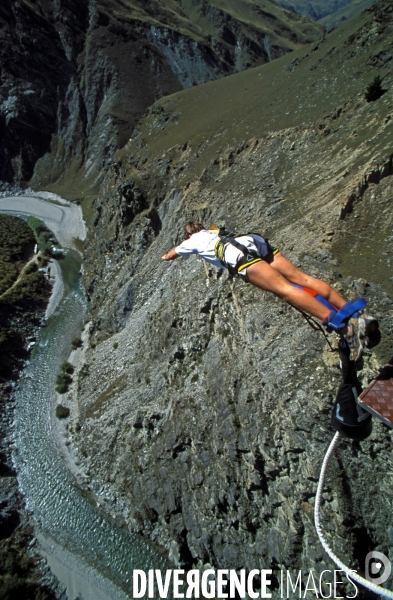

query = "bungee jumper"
161;221;381;361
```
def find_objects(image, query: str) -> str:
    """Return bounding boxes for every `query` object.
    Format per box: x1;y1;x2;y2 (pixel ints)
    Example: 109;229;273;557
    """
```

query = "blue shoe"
322;298;367;333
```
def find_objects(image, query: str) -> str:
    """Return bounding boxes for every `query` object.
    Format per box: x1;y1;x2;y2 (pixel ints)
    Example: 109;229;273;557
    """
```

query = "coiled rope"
314;432;393;598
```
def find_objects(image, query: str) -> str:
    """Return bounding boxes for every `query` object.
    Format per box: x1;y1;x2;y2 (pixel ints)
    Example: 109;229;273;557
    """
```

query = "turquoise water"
13;251;169;598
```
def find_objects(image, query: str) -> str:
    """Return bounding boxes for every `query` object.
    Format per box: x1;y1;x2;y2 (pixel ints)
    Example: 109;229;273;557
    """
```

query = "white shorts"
223;234;278;278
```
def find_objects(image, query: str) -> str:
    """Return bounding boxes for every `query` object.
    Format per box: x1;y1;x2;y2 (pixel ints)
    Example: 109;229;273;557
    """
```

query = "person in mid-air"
161;221;380;361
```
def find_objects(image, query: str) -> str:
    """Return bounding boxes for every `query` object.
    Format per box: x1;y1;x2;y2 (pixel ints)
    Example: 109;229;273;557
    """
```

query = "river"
0;195;170;600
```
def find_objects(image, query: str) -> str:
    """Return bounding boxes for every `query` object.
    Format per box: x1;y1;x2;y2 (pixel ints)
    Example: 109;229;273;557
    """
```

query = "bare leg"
269;253;346;310
245;258;344;320
247;254;379;361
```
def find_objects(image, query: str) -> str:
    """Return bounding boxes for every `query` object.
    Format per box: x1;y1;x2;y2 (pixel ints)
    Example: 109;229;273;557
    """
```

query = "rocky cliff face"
0;0;322;196
62;0;393;589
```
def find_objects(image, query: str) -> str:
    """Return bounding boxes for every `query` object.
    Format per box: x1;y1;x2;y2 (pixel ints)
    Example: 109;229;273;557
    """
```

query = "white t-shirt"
175;230;222;268
175;230;259;270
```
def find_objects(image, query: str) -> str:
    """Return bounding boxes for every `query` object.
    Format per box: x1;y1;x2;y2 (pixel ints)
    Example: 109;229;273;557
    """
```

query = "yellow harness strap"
237;257;262;272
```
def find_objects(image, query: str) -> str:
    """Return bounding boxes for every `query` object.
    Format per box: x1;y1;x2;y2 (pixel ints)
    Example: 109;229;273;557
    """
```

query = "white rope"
314;432;393;598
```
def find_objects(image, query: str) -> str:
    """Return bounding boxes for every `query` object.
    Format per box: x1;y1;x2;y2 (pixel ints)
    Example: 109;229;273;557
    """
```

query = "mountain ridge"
318;0;376;30
0;0;322;194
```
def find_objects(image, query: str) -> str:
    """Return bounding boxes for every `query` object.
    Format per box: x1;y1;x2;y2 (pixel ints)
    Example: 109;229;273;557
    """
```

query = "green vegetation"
71;336;83;350
37;254;48;268
0;215;51;381
0;214;34;260
55;362;74;394
37;0;323;204
0;271;49;306
113;341;118;349
55;404;70;419
365;74;384;102
24;262;38;275
26;216;57;256
0;214;35;295
85;0;322;53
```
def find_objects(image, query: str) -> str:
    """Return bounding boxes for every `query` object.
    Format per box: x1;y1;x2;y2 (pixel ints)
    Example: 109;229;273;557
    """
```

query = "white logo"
365;551;391;585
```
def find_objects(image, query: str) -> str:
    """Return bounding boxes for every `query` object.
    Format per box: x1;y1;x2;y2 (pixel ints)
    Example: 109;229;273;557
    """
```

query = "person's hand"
161;249;179;261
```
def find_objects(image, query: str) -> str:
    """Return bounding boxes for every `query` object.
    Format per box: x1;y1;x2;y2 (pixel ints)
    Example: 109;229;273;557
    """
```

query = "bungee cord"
314;432;393;599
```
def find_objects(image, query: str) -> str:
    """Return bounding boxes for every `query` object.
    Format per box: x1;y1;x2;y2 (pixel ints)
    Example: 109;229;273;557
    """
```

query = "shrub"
55;362;74;393
26;216;59;256
37;234;53;256
56;404;70;419
365;75;384;102
113;342;118;349
0;261;19;295
26;216;47;236
71;337;82;350
56;371;72;385
24;262;38;274
61;361;74;374
55;381;69;394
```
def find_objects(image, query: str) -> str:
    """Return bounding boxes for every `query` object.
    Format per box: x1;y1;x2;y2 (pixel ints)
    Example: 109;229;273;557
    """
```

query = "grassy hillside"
97;0;323;52
118;2;390;178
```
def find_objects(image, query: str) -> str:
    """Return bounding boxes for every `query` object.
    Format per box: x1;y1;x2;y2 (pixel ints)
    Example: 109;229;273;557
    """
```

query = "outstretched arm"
161;249;180;261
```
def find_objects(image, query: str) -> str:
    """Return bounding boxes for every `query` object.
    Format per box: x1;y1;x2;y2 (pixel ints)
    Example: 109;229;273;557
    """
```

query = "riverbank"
37;533;130;600
45;260;64;319
52;321;135;541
